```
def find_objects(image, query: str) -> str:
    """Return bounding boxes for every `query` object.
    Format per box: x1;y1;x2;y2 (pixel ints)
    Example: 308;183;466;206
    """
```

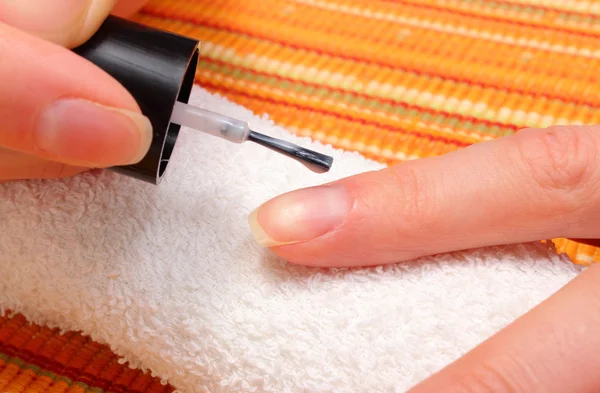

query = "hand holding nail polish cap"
0;0;151;182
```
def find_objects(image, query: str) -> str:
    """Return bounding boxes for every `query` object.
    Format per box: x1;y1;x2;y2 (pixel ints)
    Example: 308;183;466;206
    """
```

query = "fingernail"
35;99;153;167
248;185;350;247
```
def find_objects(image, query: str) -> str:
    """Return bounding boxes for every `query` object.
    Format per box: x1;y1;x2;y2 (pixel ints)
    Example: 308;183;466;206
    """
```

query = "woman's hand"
0;0;149;182
250;127;600;392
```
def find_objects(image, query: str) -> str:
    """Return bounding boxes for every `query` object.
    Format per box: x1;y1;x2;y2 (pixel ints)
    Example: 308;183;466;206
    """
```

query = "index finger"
249;128;600;267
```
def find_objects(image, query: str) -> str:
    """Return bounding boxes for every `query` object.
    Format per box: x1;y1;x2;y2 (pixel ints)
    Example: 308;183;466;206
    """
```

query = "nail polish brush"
169;101;333;174
72;15;333;185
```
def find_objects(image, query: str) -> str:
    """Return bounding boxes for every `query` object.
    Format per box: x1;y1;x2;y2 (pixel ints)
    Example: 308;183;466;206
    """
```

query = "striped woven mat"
3;1;600;392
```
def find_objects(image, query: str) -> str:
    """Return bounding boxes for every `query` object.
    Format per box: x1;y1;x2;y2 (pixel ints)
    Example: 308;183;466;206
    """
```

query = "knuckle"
449;355;534;393
513;127;598;199
386;165;439;234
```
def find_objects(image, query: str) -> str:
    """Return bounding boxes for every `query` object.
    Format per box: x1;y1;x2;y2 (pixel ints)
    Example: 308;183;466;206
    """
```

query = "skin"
3;2;600;391
0;0;150;181
250;127;600;392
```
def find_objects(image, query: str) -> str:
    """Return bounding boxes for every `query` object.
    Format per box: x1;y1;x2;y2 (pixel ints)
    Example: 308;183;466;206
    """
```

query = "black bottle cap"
72;15;199;185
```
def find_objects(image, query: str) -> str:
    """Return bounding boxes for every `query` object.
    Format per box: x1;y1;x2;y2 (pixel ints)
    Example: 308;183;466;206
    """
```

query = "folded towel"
0;87;583;393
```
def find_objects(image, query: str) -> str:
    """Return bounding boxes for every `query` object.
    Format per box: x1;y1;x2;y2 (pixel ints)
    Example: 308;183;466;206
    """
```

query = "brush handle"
170;101;250;144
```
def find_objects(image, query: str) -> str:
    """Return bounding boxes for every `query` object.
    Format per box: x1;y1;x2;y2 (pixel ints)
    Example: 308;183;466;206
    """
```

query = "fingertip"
248;184;351;248
68;0;118;48
248;208;299;248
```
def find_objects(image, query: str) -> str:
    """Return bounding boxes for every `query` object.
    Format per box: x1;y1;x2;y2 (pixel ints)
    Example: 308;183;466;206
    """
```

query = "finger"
0;22;152;168
407;262;600;393
0;0;118;48
0;149;85;181
248;127;600;267
111;0;148;17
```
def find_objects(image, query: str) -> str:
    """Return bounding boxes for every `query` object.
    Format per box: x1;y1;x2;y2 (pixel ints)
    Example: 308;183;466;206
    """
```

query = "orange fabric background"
2;1;599;392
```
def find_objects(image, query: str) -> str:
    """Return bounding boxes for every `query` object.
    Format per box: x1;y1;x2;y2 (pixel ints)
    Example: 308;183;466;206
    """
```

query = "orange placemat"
3;1;599;392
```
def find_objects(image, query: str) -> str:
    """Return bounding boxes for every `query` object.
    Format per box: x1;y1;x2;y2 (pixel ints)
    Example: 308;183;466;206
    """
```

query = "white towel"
0;86;584;393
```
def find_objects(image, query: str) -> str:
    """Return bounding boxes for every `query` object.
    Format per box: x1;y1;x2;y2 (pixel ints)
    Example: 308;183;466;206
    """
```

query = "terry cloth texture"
0;87;586;392
1;0;599;392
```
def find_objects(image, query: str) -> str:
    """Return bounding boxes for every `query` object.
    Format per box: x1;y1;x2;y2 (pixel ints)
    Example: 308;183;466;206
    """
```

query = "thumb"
0;0;118;47
248;127;600;267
